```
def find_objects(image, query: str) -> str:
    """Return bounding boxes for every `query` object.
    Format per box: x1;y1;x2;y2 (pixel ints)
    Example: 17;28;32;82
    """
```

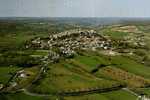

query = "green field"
101;28;129;39
134;88;150;96
0;66;21;84
0;92;58;100
72;51;109;72
0;90;138;100
64;90;137;100
64;93;109;100
72;51;150;79
29;60;119;94
102;90;137;100
0;93;42;100
109;56;150;79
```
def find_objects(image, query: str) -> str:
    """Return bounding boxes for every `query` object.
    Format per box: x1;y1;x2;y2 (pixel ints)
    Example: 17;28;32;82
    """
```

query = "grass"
0;92;59;100
32;50;49;56
95;66;150;88
134;88;150;96
30;50;49;57
72;52;109;72
102;90;137;100
0;90;138;100
0;31;49;52
141;88;150;96
101;28;129;39
29;61;118;94
0;34;33;50
0;66;21;84
14;66;40;89
70;52;150;88
74;55;100;66
63;90;137;100
63;93;109;100
109;56;150;79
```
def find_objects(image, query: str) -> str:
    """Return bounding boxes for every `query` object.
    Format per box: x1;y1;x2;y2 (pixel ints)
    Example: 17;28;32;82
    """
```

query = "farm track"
122;88;139;97
21;85;124;97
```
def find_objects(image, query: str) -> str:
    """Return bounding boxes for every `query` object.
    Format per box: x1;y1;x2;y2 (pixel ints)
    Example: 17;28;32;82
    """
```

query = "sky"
0;0;150;17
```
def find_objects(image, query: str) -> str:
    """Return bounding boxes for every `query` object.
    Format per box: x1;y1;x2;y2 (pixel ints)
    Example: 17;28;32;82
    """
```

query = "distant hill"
1;17;150;26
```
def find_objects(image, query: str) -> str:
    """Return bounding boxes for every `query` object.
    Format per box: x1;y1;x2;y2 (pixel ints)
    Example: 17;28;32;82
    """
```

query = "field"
0;92;43;100
0;66;21;84
109;56;150;79
95;66;150;88
64;90;137;100
29;60;120;94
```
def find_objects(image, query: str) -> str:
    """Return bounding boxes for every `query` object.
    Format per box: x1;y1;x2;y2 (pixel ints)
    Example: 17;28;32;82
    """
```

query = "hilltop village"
26;28;147;63
26;29;113;61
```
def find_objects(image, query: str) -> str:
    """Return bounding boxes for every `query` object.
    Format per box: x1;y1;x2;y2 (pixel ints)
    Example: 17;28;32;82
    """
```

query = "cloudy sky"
0;0;150;17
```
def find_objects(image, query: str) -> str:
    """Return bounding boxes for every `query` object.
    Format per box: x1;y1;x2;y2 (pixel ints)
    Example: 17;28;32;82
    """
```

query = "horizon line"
0;16;150;18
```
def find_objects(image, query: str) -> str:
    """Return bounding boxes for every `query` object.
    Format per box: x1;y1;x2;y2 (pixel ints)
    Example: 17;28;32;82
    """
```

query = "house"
0;84;3;90
137;95;150;100
19;73;26;78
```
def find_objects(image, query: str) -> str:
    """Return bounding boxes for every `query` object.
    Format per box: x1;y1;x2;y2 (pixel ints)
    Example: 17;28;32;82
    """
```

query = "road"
21;89;52;97
21;84;123;97
122;88;141;100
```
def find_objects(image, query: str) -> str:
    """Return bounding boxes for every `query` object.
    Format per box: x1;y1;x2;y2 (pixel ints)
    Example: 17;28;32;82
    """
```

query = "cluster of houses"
47;50;60;62
137;95;150;100
27;29;113;60
26;28;149;63
0;84;3;90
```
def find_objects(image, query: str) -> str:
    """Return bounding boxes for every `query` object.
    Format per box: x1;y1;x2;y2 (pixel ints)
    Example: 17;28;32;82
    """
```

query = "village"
26;28;148;63
27;29;116;61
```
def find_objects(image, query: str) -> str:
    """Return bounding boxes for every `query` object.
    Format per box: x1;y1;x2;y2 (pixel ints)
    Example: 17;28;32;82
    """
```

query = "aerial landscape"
0;0;150;100
0;17;150;100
